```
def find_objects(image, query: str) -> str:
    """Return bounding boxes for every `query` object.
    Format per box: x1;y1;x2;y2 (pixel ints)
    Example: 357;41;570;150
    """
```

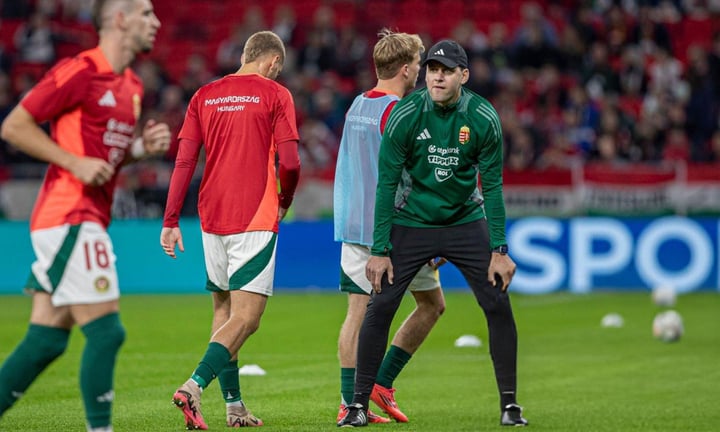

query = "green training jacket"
371;86;507;256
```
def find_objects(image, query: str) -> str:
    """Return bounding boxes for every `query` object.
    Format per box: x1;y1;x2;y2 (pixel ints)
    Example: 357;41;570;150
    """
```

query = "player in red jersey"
161;30;300;430
0;1;169;431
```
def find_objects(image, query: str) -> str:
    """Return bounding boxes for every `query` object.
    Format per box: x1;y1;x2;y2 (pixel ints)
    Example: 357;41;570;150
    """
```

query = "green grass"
1;291;719;431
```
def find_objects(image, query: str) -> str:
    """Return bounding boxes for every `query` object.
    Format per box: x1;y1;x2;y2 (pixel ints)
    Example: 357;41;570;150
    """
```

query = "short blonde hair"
243;31;286;64
373;29;424;80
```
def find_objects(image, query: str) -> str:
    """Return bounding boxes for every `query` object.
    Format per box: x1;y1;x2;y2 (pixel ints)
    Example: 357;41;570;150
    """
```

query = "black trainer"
337;403;368;428
501;403;529;426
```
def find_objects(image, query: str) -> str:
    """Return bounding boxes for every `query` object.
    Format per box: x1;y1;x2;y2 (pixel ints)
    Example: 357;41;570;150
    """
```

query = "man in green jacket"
338;39;528;428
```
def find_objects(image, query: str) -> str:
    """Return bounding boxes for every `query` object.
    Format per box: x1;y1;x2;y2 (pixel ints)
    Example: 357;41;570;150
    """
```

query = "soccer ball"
651;285;677;307
652;310;684;342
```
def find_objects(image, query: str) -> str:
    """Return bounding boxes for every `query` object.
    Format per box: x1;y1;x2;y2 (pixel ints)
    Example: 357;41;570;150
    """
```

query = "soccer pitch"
1;291;718;431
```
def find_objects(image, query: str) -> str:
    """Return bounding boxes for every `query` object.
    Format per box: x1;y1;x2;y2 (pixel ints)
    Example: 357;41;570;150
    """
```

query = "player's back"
186;74;297;234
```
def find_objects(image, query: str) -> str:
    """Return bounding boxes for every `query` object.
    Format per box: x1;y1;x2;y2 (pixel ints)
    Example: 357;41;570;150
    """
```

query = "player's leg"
177;230;275;428
59;222;125;432
338;293;369;404
0;292;71;418
341;225;435;427
213;290;266;427
372;270;445;422
72;301;124;432
211;291;248;426
172;231;232;430
336;243;390;424
441;220;527;426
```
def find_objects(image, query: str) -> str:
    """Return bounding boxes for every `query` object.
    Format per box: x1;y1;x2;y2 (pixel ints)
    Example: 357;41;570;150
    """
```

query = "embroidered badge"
459;125;470;145
95;276;110;293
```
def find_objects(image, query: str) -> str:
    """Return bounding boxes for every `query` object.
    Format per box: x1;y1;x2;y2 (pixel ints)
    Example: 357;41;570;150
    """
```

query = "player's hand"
429;257;447;270
488;253;516;292
68;155;115;186
160;227;184;259
366;256;393;294
142;119;171;156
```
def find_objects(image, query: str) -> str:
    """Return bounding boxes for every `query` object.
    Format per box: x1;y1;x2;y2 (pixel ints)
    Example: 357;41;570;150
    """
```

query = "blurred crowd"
1;0;720;218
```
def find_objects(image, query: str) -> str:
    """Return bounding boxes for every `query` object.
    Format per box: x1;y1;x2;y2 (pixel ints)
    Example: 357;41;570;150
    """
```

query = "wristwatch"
492;245;508;255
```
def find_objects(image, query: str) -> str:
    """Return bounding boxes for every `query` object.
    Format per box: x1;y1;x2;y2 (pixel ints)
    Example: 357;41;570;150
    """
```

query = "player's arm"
160;137;202;258
1;104;114;186
476;103;515;291
371;108;410;257
2;58;115;186
367;104;413;292
476;103;506;249
274;86;301;221
277;139;300;221
160;92;202;258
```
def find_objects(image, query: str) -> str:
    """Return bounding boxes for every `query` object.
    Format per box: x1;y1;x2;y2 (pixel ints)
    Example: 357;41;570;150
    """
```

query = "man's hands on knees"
366;256;393;294
488;253;516;292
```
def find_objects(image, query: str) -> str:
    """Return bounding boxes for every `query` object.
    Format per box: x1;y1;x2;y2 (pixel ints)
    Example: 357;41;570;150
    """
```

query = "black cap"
422;40;468;69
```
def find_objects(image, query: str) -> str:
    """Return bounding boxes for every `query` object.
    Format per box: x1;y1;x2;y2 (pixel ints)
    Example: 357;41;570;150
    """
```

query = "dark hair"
92;0;134;32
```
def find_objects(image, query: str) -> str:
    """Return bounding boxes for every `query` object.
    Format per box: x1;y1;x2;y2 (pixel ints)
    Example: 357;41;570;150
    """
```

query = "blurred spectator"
591;133;626;164
617;45;647;120
557;23;587;75
60;0;93;24
601;5;631;65
451;19;487;59
14;12;57;64
662;127;691;161
297;5;337;77
332;26;368;79
215;25;247;76
684;44;717;160
512;2;559;70
272;3;298;46
708;31;720;97
179;53;215;101
513;2;558;48
630;5;672;57
298;117;338;178
466;57;497;99
582;42;621;101
134;58;169;112
708;130;720;162
505;126;539;171
481;23;513;82
647;46;683;94
149;84;186;160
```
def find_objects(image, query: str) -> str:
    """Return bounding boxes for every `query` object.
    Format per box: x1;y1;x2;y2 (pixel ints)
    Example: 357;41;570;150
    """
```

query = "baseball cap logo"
423;40;468;69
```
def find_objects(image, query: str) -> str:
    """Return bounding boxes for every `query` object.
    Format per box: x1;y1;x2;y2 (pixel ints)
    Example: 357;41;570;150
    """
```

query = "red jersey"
165;74;299;234
22;47;143;231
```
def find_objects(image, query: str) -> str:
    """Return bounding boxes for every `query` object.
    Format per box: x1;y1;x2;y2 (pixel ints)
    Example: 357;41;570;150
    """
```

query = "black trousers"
353;220;518;408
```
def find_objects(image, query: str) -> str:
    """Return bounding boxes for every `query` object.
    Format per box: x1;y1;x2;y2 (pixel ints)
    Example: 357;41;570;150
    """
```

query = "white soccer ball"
651;285;677;307
652;310;684;342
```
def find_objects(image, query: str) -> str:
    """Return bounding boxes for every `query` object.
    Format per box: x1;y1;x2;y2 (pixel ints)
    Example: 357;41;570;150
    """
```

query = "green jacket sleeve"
477;104;507;249
371;116;409;256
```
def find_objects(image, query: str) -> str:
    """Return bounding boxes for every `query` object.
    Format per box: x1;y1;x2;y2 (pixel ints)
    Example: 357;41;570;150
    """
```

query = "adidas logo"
433;48;445;56
358;410;367;425
416;128;432;140
98;90;116;107
96;390;115;403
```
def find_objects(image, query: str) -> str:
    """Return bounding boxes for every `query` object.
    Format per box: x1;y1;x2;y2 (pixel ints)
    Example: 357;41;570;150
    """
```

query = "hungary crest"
459;125;470;144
